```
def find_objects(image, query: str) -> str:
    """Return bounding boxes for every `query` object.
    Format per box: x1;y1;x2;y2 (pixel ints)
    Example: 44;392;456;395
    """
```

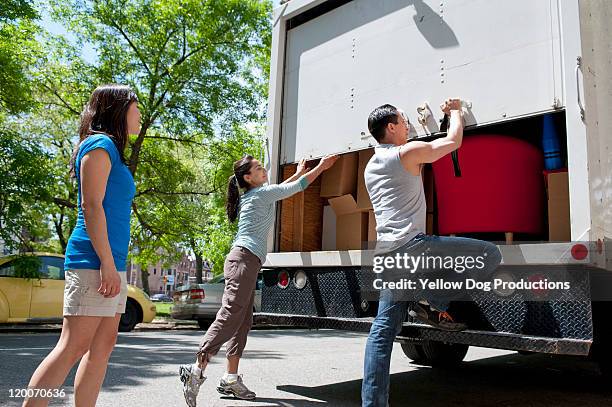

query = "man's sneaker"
179;364;206;407
408;303;467;331
216;375;256;400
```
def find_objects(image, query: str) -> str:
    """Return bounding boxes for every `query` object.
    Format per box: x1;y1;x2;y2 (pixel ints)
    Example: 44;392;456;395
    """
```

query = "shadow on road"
4;330;612;407
278;352;612;407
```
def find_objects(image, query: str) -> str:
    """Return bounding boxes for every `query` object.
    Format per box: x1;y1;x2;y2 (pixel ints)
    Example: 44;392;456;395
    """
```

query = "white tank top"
364;144;426;253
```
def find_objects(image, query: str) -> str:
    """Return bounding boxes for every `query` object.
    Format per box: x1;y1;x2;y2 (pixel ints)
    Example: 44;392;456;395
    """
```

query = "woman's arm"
259;155;338;203
304;155;337;184
281;158;307;184
80;149;121;298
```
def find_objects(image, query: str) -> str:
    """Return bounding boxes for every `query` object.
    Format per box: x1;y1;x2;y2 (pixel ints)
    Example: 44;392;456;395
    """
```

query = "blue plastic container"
542;114;563;170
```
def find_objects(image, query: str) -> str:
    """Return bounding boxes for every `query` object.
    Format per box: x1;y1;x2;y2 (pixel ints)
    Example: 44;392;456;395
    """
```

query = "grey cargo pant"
197;246;260;363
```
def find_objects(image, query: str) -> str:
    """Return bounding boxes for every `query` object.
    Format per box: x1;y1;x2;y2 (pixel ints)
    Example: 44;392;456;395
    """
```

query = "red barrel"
432;134;545;236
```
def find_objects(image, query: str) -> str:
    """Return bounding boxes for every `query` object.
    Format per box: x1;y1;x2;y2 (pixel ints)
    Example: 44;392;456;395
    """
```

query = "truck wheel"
119;300;141;332
402;341;469;367
401;342;427;364
591;301;612;377
198;319;213;330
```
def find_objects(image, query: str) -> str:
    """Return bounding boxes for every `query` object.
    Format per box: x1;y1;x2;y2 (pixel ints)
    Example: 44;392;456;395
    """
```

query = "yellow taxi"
0;253;156;331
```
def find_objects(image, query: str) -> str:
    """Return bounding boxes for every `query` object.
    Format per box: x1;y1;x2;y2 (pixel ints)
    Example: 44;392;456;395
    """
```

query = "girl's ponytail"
226;155;254;223
226;175;241;222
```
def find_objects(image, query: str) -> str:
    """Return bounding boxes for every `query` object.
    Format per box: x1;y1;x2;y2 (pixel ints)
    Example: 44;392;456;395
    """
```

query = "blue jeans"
361;234;502;407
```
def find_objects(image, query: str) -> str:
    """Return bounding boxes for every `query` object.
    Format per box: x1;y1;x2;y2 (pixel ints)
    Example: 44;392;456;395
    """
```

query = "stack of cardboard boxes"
278;153;571;250
279;149;439;252
279;150;377;251
322;150;376;250
278;164;325;252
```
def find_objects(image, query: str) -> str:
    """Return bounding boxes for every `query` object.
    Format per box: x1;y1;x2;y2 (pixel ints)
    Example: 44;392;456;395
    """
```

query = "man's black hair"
368;104;399;143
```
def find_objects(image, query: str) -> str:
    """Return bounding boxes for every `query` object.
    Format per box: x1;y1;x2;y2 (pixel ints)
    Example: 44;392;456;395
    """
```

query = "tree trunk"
195;250;204;284
54;212;67;253
141;268;150;294
128;123;149;175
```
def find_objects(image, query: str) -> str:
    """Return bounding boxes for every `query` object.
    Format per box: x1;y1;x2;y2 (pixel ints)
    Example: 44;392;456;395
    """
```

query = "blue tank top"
64;134;136;271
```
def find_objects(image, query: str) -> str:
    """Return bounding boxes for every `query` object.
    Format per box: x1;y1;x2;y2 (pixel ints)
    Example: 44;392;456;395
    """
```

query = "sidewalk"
0;316;283;333
0;317;200;333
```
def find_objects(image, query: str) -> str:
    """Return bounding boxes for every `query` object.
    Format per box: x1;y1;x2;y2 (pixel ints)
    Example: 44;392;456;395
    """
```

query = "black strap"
439;114;461;178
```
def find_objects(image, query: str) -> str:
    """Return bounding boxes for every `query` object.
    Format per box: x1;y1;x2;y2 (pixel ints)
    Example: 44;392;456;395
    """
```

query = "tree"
32;0;271;286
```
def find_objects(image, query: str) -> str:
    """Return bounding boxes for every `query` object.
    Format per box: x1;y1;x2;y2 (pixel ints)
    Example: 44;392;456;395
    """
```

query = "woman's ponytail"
226;175;240;222
226;155;255;223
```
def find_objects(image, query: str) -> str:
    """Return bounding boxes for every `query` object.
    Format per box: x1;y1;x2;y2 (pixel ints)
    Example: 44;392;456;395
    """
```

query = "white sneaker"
216;374;256;400
179;364;206;407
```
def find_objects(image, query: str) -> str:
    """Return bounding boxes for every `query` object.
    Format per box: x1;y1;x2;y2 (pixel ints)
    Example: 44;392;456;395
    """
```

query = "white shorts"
63;269;128;317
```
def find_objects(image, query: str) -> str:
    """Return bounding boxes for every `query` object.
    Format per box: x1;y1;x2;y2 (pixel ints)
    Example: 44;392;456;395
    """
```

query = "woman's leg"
216;289;256;400
73;313;121;407
195;248;259;369
22;316;103;407
225;289;255;374
196;278;254;368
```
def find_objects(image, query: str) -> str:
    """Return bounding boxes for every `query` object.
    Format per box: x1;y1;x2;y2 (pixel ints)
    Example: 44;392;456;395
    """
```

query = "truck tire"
591;301;612;377
592;345;612;377
119;300;141;332
198;318;213;330
402;341;469;367
401;342;427;364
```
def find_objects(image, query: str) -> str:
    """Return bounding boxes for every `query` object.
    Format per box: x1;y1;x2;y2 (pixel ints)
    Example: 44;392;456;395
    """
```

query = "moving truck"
259;0;612;372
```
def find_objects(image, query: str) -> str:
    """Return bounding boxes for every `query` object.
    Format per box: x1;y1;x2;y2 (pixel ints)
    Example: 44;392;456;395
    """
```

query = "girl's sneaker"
179;364;206;407
216;374;256;400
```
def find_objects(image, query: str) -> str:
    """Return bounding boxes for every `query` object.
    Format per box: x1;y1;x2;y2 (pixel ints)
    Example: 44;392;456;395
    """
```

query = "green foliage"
0;1;40;114
0;1;37;21
0;131;53;251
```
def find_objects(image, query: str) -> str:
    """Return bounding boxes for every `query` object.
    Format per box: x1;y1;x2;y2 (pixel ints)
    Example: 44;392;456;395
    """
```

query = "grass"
154;302;173;318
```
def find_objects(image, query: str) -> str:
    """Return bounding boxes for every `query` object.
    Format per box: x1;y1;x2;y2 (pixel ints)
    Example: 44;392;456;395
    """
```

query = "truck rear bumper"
255;312;592;355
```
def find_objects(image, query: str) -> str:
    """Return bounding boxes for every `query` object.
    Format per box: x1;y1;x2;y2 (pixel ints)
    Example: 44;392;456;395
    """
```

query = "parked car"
150;293;173;302
0;253;156;332
171;273;262;330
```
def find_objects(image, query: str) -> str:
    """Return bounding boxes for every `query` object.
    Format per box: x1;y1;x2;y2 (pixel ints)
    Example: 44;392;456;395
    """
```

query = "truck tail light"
278;271;289;289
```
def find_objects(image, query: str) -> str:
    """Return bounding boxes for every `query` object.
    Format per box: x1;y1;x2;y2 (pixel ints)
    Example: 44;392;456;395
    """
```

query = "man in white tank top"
361;100;502;407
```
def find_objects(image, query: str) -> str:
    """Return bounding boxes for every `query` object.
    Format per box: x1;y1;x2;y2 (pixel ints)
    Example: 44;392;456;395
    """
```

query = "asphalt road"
1;329;611;407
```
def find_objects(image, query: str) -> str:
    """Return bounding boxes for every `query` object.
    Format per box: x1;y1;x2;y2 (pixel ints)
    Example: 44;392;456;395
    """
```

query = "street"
1;328;612;407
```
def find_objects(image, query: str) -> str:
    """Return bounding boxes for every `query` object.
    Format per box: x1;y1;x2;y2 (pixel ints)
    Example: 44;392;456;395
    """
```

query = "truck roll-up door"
281;0;563;164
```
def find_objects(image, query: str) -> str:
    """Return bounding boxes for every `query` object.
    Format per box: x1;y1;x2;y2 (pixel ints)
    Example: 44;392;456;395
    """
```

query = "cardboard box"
320;152;358;198
368;210;377;242
423;165;434;210
328;194;369;250
546;171;570;241
279;164;324;251
357;149;375;210
426;212;434;235
322;205;337;251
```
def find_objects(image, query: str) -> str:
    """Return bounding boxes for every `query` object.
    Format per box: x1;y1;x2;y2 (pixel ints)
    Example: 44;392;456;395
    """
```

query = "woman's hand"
99;262;121;298
296;158;308;175
318;154;339;171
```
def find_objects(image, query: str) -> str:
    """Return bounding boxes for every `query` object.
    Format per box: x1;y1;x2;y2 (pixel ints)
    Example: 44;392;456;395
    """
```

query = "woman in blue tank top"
23;84;140;407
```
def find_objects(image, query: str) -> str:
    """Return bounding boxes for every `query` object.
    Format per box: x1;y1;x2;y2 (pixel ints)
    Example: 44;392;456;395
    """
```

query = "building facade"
128;254;213;295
